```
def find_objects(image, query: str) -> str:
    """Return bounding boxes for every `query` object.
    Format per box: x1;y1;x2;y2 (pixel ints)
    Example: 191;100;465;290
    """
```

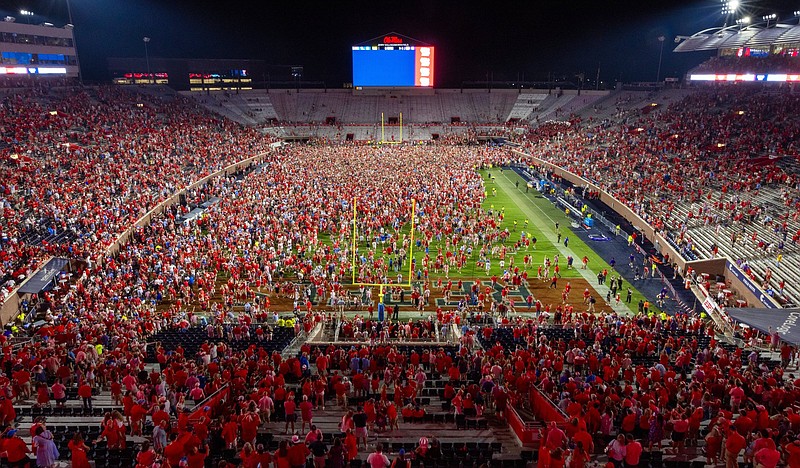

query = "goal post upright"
399;112;403;143
407;196;415;287
351;197;358;285
350;197;417;306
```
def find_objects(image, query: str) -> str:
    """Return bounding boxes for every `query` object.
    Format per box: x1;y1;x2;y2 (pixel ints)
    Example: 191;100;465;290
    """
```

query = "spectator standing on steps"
354;407;369;450
367;443;390;468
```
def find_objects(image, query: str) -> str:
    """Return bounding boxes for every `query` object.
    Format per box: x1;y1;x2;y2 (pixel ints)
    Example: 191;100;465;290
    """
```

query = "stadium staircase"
505;93;547;122
260;344;528;468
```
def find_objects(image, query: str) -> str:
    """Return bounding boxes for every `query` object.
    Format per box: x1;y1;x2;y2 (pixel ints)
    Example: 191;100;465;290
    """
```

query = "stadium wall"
0;282;22;327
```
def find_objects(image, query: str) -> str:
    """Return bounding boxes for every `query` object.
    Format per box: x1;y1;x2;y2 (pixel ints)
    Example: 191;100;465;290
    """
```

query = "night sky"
3;0;799;86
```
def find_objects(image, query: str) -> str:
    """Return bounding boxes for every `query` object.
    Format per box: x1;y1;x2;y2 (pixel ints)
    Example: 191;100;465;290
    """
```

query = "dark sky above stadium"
4;0;800;86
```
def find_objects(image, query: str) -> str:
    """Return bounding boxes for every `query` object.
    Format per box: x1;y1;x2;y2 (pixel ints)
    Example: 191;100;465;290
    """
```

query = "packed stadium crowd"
517;85;800;301
2;78;800;468
0;92;534;467
0;85;273;301
691;55;800;75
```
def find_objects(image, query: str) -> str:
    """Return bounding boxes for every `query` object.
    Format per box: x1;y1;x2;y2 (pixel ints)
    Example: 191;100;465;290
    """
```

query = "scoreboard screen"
352;36;434;87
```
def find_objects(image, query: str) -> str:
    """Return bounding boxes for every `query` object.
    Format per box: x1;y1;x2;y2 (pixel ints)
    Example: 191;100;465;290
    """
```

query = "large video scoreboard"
352;34;434;88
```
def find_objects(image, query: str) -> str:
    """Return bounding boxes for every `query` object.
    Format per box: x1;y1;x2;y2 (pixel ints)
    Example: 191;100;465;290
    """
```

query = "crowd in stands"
4;80;800;467
691;55;800;75
1;85;273;300
0;91;541;467
516;85;800;303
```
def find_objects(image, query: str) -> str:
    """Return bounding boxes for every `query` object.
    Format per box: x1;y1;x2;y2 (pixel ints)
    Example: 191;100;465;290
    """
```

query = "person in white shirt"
366;443;390;468
606;434;627;467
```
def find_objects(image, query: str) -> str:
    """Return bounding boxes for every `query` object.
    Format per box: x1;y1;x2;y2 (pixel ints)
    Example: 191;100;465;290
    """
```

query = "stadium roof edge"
674;22;800;52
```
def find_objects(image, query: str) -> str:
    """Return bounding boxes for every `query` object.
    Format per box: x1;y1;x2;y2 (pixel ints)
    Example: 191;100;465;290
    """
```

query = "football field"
334;166;659;319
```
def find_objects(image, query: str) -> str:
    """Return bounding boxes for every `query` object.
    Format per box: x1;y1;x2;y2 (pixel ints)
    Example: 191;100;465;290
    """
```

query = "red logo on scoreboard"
383;36;403;44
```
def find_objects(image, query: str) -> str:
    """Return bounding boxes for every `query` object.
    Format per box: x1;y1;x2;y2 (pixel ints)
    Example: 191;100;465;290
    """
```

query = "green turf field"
319;165;658;317
480;168;660;316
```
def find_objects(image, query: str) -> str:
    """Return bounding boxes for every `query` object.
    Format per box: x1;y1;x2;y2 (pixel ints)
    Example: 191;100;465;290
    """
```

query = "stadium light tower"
143;37;152;85
64;0;82;84
763;13;777;27
720;0;740;27
736;16;751;27
656;35;666;83
720;0;739;14
19;9;34;24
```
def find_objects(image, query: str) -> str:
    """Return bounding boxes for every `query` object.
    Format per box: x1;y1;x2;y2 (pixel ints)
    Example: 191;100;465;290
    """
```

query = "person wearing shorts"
353;407;368;450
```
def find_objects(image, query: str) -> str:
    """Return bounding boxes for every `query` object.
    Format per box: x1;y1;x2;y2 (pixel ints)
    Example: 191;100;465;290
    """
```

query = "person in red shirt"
136;440;157;467
52;380;67;408
187;444;209;468
221;415;239;449
255;444;273;468
240;443;260;468
725;428;747;468
0;396;15;427
78;382;93;411
284;395;297;435
299;395;314;434
163;433;186;467
240;407;262;446
754;444;781;468
621;409;637;434
151;404;170;429
130;400;149;436
624;434;643;467
0;429;30;466
784;438;800;468
287;435;311;468
12;367;31;402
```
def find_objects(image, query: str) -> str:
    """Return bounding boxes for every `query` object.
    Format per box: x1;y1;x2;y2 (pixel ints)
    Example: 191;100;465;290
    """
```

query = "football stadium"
1;0;800;467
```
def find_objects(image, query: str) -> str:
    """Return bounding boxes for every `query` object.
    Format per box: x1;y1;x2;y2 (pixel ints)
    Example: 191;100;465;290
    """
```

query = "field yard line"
495;170;634;316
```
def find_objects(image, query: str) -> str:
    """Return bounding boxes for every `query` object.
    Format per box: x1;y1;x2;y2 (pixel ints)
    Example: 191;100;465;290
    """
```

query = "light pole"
143;37;152;85
721;0;739;26
656;36;665;83
64;0;82;84
762;13;777;28
736;17;751;28
19;9;34;24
